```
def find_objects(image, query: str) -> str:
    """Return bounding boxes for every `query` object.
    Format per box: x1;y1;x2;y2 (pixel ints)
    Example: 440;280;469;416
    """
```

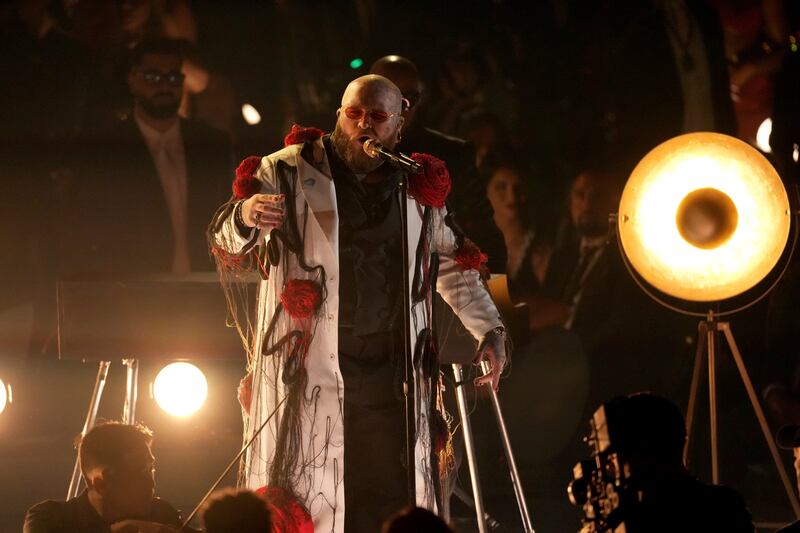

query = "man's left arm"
431;206;507;390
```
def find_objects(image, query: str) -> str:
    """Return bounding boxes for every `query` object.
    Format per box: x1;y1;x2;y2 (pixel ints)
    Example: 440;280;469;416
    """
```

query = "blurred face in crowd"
87;440;156;521
369;56;422;131
570;171;620;238
487;166;526;222
331;75;404;174
128;52;184;120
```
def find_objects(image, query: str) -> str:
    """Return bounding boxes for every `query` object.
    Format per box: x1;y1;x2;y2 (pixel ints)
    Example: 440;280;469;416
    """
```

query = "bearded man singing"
210;75;506;533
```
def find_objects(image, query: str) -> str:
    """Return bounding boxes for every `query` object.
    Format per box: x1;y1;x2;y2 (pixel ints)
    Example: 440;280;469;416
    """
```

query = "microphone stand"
178;396;287;531
365;139;419;504
398;168;417;506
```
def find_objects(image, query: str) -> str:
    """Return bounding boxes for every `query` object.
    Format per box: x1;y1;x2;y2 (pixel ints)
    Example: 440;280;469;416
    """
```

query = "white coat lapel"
294;147;338;259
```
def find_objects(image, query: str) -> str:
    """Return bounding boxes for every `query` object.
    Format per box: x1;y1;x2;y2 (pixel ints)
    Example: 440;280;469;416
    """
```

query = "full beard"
331;123;396;174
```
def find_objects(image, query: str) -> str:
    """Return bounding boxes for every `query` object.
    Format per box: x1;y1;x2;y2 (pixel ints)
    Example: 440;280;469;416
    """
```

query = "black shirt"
23;490;181;533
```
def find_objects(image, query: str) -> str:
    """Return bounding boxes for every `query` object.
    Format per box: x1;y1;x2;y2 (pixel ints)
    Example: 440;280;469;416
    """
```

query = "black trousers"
339;330;409;533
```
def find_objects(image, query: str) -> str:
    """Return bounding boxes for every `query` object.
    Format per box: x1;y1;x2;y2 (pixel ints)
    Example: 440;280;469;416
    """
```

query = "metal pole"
480;361;535;532
706;312;719;485
397;180;416;504
67;361;111;499
684;321;707;466
452;364;488;533
122;358;139;424
721;323;800;518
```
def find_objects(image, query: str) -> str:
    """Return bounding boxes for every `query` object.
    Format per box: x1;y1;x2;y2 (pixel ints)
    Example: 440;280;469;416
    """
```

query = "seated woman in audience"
481;153;549;301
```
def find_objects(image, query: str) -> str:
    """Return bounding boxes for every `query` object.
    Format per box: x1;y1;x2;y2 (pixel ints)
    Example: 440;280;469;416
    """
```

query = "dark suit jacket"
23;491;180;533
64;116;232;275
399;124;507;273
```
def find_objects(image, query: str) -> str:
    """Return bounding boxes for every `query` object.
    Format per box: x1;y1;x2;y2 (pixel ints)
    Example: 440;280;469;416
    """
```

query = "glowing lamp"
153;362;208;417
0;377;9;415
618;132;790;302
241;103;262;125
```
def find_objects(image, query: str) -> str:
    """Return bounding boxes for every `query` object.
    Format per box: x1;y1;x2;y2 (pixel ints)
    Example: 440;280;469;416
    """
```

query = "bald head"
341;75;403;113
332;75;405;173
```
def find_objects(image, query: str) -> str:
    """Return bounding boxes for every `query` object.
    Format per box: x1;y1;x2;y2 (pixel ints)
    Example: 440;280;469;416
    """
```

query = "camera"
567;402;642;533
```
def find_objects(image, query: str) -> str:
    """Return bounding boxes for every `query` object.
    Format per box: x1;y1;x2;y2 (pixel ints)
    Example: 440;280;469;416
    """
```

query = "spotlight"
756;117;772;153
0;377;10;415
616;132;800;514
153;362;208;417
618;132;790;302
241;103;262;125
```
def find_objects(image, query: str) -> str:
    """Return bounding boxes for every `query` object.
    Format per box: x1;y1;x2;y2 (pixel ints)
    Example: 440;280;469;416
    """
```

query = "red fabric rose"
280;279;323;319
283;124;325;147
237;372;253;415
408;153;452;208
455;239;489;273
255;486;313;533
233;155;263;199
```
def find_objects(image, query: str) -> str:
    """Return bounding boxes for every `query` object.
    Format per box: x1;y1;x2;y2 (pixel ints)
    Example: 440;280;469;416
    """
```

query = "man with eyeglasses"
211;74;506;533
64;38;231;275
24;422;192;533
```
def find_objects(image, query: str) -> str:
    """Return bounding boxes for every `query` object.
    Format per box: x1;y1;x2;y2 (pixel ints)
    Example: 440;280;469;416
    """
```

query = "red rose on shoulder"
233;155;263;199
455;239;489;275
280;279;323;320
283;124;325;147
408;153;451;208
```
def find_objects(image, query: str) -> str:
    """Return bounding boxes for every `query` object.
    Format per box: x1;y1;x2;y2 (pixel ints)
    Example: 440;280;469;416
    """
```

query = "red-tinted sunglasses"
341;106;400;124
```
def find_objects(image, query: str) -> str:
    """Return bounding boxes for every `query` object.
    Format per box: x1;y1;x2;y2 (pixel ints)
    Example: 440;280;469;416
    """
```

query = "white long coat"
213;139;502;533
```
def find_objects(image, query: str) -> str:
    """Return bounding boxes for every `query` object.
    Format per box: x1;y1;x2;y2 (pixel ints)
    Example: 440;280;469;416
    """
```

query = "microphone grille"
363;138;381;158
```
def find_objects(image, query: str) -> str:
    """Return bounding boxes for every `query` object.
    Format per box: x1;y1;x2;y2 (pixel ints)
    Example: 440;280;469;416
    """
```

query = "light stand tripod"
684;312;800;516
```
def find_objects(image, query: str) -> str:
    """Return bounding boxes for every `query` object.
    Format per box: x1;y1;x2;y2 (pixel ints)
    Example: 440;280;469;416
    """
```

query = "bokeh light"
153;363;208;417
756;117;772;154
0;378;9;415
241;103;262;125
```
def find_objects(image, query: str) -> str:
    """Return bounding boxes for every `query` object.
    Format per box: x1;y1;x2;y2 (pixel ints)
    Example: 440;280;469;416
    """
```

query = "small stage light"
0;378;10;415
756;117;772;153
241;103;262;125
153;362;208;417
349;58;364;69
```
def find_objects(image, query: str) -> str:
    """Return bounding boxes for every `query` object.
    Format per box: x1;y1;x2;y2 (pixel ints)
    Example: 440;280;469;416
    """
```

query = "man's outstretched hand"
473;327;507;391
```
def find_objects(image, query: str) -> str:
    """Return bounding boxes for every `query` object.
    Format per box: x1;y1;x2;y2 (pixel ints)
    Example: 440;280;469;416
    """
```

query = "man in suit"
66;38;231;275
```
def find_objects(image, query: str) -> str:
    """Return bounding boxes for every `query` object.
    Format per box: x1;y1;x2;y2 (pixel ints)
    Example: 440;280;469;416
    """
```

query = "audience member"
574;392;755;532
381;506;455;533
369;54;506;273
598;0;737;167
23;422;182;533
65;38;231;275
201;489;272;533
525;168;678;408
480;154;549;301
709;0;790;143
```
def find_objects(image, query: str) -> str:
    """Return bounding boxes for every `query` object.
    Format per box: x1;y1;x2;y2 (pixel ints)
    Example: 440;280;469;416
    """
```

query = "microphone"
363;138;422;174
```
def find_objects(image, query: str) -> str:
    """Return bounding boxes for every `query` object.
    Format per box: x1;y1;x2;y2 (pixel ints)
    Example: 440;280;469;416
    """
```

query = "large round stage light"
153;362;208;417
618;132;790;302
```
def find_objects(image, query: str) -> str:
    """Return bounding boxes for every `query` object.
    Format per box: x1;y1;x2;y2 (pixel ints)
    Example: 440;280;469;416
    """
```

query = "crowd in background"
3;0;800;530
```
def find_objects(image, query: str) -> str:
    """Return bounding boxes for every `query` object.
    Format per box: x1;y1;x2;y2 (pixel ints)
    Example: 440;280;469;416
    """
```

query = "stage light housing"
618;132;790;302
153;362;208;417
